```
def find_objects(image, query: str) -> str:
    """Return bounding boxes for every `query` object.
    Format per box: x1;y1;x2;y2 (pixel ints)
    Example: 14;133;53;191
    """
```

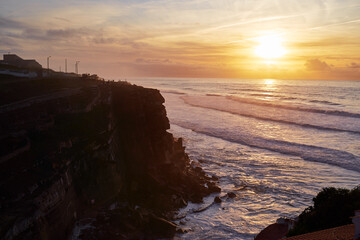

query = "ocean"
128;78;360;239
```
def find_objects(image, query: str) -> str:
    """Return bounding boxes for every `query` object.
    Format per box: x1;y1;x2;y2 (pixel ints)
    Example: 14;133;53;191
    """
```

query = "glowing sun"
255;35;286;59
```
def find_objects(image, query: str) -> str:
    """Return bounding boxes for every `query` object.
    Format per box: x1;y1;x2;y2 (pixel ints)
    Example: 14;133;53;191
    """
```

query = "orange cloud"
305;59;331;71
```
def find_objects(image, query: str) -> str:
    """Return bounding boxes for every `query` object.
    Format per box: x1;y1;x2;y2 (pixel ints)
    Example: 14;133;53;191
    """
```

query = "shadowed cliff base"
0;75;220;239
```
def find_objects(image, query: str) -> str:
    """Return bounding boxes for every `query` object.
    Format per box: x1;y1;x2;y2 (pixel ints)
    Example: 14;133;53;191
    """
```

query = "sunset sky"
1;0;360;80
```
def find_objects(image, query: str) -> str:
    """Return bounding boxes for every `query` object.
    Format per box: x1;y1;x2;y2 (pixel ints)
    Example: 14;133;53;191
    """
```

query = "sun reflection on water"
263;79;275;85
259;79;278;101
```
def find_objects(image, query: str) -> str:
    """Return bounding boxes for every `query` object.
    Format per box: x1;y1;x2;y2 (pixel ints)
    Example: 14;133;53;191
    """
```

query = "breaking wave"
226;96;358;118
171;121;360;173
181;95;360;134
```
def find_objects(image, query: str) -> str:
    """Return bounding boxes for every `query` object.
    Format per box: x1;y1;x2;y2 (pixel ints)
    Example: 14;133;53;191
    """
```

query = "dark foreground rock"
214;196;222;204
0;78;219;240
74;205;178;239
254;223;288;240
227;192;236;198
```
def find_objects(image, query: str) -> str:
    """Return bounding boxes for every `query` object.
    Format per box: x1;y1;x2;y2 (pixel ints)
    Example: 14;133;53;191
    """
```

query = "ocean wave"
181;96;360;135
227;96;357;118
249;93;304;102
161;89;186;95
226;88;275;93
280;96;298;100
171;121;360;173
249;93;277;97
249;93;300;101
309;99;341;106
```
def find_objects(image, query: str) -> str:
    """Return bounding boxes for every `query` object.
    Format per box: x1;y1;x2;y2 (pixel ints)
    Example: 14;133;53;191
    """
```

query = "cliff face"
0;78;219;240
110;84;219;206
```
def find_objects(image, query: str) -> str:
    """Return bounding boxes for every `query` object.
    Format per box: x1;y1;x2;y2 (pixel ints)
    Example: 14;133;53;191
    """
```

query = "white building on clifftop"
0;54;42;78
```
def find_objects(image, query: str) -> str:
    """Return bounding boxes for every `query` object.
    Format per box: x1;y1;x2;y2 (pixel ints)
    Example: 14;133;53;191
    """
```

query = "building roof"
285;224;354;240
1;54;42;70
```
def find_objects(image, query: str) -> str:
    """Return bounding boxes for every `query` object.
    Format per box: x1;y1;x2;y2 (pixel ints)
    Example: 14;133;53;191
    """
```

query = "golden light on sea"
264;79;275;85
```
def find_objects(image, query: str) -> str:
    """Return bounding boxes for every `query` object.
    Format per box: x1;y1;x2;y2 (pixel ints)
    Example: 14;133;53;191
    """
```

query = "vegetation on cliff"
287;186;360;237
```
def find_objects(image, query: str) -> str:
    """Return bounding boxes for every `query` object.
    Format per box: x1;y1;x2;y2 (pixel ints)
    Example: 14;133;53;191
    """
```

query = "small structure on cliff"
0;54;42;78
0;54;42;70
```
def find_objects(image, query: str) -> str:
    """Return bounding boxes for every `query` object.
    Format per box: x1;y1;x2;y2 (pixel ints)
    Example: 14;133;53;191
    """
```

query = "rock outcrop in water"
0;76;219;240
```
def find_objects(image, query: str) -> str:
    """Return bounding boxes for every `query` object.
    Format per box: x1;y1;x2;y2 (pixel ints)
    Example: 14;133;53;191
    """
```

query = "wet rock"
176;227;188;234
255;223;288;240
194;166;203;173
178;197;188;207
214;196;222;203
211;175;219;181
148;215;177;237
227;192;237;198
208;182;221;193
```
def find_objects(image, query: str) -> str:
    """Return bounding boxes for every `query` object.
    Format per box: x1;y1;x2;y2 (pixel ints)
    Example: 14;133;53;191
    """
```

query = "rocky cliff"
0;76;219;240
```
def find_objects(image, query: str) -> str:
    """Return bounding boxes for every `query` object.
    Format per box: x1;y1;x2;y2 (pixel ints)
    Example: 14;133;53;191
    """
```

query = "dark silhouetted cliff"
0;76;219;239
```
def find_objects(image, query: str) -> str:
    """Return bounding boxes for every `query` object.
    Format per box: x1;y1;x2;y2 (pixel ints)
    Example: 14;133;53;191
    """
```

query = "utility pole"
65;59;67;73
75;61;80;75
47;56;51;76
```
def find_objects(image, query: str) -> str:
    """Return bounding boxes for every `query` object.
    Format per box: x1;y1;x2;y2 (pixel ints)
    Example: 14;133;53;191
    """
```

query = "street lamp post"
75;61;80;75
47;56;51;76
